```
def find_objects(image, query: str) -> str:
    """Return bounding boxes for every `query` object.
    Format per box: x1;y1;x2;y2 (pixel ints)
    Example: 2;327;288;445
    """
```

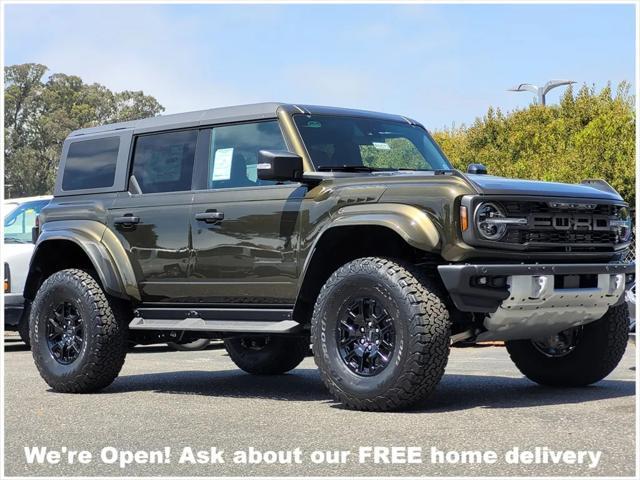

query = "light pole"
508;79;576;106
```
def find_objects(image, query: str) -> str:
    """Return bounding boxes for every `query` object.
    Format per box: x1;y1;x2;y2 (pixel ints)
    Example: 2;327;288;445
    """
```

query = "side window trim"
192;128;213;192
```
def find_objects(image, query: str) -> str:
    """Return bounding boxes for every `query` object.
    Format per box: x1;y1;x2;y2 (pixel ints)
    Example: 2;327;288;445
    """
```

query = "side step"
128;307;301;334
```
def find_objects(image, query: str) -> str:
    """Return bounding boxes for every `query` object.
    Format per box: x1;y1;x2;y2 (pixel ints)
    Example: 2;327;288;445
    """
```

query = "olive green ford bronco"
26;103;634;411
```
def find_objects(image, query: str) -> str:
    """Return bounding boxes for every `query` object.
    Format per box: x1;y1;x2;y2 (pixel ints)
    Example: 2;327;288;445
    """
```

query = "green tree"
4;63;164;197
432;82;636;205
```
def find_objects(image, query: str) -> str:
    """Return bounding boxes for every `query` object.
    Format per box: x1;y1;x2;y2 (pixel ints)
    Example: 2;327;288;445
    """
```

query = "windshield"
293;114;452;172
3;199;50;244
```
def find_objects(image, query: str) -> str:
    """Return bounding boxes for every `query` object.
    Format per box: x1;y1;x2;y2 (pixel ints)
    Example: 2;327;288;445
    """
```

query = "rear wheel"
506;304;629;387
168;338;210;351
30;269;128;392
311;257;451;411
224;335;307;374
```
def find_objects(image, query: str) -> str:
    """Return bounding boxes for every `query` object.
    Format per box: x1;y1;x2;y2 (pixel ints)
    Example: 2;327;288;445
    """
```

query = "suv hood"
464;174;623;202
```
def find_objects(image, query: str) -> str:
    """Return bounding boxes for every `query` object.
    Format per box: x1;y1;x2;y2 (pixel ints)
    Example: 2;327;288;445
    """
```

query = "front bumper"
438;262;635;313
4;293;25;327
438;262;635;341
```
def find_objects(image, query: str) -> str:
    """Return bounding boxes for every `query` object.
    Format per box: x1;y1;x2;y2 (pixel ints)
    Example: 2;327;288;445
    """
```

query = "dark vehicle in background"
23;103;634;411
4;196;52;347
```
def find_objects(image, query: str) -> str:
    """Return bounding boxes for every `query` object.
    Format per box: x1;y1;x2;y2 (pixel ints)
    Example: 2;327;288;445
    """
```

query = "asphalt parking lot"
3;334;637;477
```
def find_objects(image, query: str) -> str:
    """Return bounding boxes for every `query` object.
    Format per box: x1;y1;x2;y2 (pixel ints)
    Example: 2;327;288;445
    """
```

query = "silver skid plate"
478;273;625;341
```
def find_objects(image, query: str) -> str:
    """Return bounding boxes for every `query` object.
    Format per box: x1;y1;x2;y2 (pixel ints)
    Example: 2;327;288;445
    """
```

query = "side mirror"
257;150;303;182
467;163;487;175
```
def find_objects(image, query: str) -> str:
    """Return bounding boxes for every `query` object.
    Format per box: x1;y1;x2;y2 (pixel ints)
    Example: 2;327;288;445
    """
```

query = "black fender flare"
25;220;140;301
293;203;441;316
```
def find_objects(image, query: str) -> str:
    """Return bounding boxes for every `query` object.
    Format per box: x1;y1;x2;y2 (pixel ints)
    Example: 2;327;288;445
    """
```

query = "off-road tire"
18;304;31;348
505;303;629;387
224;336;308;374
30;268;128;392
311;257;451;411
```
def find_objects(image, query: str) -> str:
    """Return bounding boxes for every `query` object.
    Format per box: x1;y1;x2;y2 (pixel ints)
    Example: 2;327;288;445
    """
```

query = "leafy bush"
432;82;636;205
4;63;164;197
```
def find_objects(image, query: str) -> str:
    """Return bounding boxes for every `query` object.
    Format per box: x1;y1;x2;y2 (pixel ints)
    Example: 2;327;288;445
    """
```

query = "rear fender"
26;220;140;301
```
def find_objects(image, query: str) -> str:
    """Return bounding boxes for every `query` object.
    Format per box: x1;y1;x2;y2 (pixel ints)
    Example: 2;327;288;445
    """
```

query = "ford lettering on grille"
529;214;612;231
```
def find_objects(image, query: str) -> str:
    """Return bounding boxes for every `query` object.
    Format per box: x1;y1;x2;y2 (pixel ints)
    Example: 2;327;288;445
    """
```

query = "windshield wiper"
396;168;452;175
317;165;406;173
317;165;377;172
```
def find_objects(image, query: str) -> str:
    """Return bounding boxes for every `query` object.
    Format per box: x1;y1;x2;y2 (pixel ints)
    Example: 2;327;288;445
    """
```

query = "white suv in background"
4;195;52;347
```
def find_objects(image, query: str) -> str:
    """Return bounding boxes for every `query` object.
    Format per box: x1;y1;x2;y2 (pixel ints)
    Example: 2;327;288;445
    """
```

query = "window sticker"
307;121;322;128
212;148;234;181
372;142;391;150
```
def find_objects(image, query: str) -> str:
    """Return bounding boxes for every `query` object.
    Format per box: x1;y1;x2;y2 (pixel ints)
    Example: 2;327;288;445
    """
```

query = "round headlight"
475;202;507;241
617;207;632;242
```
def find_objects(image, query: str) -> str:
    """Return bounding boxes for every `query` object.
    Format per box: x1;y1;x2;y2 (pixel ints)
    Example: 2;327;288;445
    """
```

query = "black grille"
503;201;621;217
505;230;617;244
498;200;623;248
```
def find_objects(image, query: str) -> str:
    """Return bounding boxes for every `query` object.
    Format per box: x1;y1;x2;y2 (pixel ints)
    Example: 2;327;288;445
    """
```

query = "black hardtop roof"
68;102;420;137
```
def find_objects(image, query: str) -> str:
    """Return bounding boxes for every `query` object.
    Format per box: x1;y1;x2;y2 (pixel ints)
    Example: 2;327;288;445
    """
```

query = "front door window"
205;121;287;190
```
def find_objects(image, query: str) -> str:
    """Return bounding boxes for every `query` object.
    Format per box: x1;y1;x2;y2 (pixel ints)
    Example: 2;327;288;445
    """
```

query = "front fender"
28;220;140;301
328;203;440;251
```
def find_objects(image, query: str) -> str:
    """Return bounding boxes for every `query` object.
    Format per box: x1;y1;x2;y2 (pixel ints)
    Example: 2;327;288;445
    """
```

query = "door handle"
114;215;140;226
195;210;224;224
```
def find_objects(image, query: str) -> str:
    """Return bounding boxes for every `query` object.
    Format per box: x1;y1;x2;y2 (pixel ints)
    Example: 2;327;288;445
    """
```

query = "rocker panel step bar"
129;307;300;333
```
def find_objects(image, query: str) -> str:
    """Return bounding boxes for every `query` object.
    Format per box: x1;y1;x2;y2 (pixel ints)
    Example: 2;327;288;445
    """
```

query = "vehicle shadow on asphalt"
97;368;634;411
127;343;226;354
103;368;332;401
416;375;635;413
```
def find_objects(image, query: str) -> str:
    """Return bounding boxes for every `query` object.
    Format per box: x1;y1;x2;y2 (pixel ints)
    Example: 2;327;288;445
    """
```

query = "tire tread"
31;268;128;393
311;257;450;411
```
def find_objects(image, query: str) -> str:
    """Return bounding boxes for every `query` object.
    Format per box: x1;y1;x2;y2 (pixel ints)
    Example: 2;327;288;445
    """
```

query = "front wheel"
311;257;451;411
30;269;128;392
506;303;629;387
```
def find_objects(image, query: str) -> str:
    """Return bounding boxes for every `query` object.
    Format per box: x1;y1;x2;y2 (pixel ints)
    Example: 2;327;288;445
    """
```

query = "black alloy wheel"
337;297;395;376
531;326;582;358
46;301;84;365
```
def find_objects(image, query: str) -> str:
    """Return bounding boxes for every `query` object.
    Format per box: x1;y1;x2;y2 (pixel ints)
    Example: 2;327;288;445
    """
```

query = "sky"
4;3;636;129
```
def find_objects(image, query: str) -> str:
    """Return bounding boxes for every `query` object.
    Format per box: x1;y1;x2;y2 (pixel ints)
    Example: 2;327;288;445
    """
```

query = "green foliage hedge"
4;63;164;197
432;82;636;205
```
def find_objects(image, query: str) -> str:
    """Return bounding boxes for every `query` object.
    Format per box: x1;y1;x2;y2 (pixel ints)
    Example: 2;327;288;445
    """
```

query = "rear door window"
131;130;198;193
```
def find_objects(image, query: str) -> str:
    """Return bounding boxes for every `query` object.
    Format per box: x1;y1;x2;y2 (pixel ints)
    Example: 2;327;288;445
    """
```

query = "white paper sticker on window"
212;148;234;181
372;142;391;150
